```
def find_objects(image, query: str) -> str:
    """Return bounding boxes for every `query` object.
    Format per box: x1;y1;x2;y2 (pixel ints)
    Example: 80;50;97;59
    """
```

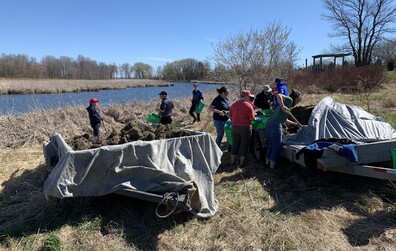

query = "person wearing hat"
156;91;174;125
189;83;204;123
86;98;102;137
273;77;289;111
254;84;274;110
228;90;256;168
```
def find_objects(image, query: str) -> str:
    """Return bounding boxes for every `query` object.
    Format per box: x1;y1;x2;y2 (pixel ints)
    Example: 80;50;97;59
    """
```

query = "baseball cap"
159;91;167;95
241;90;255;98
193;83;198;87
89;98;100;103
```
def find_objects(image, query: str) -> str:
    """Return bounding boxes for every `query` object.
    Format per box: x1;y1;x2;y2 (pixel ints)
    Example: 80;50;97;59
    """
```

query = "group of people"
86;78;301;169
209;78;301;169
85;84;198;138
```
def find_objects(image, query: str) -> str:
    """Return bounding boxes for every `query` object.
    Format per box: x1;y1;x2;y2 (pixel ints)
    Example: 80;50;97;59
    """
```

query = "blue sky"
1;0;338;69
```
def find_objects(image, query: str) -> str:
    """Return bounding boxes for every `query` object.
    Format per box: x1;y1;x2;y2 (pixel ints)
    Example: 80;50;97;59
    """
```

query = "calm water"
0;82;229;115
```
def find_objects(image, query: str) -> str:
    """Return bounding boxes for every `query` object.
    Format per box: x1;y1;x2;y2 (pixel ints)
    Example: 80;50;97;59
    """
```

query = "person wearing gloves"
189;83;204;123
228;90;256;168
86;98;102;137
265;95;301;169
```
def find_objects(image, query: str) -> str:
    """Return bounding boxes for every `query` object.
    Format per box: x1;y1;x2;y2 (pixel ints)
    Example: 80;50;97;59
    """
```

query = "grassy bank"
0;79;171;94
0;82;396;250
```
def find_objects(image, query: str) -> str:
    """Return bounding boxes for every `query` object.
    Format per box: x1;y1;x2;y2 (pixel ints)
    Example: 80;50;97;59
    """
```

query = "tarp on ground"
283;97;396;145
43;131;223;218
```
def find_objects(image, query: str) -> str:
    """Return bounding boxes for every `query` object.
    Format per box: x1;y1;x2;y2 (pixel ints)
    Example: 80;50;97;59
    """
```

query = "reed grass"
0;79;171;94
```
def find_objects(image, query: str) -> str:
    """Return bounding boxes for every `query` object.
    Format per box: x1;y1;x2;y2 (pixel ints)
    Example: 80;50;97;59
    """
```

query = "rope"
155;192;180;218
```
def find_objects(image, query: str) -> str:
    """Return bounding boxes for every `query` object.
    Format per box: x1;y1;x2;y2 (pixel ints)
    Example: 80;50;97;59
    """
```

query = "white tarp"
284;97;396;145
43;131;223;218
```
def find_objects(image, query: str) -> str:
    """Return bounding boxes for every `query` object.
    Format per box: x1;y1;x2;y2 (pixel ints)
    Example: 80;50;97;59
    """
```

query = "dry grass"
0;79;171;94
0;83;396;250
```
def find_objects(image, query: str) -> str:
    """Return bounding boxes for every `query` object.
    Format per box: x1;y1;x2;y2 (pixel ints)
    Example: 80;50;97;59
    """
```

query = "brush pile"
68;121;192;150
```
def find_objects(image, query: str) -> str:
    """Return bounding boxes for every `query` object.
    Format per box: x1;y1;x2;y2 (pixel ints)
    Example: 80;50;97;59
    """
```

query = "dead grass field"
0;80;396;250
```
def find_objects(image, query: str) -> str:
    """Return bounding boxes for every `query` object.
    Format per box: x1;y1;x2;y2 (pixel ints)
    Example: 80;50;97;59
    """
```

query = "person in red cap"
86;98;102;137
228;90;256;168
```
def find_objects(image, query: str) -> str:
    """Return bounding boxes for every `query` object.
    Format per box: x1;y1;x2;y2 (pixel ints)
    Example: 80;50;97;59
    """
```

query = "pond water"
0;82;229;115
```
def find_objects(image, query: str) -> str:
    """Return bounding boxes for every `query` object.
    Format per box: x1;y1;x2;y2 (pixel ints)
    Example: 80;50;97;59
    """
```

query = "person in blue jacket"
86;98;102;137
189;83;204;123
272;77;289;111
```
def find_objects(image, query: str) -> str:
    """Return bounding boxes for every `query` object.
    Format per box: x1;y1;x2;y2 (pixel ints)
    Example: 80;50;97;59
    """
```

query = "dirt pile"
291;105;315;125
68;121;193;150
285;105;315;134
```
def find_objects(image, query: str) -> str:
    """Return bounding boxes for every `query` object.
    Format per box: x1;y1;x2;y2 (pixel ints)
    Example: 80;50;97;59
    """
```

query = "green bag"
251;109;272;130
194;100;205;113
147;113;161;124
224;119;232;145
262;109;273;117
251;115;265;130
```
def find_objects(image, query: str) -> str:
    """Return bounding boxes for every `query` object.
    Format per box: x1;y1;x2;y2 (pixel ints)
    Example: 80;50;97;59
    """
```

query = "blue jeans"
213;119;227;147
91;123;100;137
265;124;282;162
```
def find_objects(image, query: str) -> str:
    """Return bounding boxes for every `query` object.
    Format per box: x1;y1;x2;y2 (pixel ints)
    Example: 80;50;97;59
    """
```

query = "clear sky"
1;0;337;69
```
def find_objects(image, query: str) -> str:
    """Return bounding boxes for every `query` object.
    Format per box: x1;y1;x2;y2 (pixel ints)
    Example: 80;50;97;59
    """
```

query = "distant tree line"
0;53;212;81
161;58;211;81
0;54;119;79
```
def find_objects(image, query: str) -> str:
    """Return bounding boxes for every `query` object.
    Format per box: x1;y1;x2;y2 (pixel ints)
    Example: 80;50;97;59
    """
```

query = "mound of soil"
286;105;315;134
291;105;315;125
68;121;192;150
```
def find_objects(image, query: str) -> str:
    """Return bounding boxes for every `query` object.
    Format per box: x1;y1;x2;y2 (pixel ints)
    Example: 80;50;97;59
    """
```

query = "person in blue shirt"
272;77;289;111
189;83;204;123
156;91;174;125
86;98;102;137
208;86;230;147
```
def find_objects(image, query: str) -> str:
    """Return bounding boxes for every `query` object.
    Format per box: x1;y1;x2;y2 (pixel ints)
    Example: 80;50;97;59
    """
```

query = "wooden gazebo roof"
311;53;352;71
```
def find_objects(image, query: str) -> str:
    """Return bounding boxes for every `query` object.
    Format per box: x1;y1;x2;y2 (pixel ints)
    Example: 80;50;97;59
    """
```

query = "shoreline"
0;78;173;95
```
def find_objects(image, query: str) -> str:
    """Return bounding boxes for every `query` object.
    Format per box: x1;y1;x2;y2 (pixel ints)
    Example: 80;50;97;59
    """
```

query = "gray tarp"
284;97;396;145
43;131;223;218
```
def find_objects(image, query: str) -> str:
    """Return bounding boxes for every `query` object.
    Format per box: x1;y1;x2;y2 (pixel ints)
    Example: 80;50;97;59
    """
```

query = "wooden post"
313;57;315;71
320;57;323;71
333;56;336;69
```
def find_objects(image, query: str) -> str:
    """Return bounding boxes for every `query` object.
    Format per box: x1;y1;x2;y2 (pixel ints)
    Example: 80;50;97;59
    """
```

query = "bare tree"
210;22;301;92
322;0;396;66
132;62;153;79
59;56;73;78
41;55;62;78
119;63;132;78
372;38;396;65
154;66;162;79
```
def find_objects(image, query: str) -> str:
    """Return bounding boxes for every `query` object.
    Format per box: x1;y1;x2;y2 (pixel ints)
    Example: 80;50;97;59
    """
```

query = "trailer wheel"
250;130;265;161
